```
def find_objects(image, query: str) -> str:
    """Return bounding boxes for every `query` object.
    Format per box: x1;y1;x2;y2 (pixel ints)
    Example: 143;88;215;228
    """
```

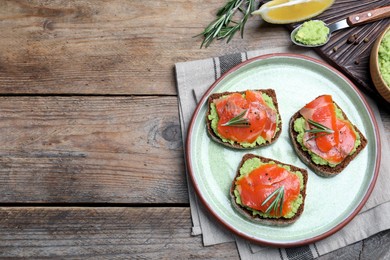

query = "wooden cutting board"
287;0;390;110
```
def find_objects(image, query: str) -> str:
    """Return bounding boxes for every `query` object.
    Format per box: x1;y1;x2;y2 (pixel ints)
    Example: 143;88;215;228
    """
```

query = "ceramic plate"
186;54;380;247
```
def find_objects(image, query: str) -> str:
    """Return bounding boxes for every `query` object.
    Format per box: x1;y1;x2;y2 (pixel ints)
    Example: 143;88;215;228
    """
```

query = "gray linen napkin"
175;47;390;259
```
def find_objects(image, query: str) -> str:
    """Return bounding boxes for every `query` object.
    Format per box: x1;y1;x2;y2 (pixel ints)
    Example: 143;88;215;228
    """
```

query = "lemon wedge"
252;0;335;24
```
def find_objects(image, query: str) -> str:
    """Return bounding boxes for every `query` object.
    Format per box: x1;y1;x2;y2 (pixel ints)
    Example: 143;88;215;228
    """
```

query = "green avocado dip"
293;104;361;167
233;158;304;219
294;20;329;46
208;92;280;148
378;30;390;88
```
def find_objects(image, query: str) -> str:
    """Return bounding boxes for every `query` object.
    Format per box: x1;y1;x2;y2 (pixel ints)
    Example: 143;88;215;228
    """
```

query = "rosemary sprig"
304;119;334;140
221;109;250;127
261;186;284;215
197;0;256;48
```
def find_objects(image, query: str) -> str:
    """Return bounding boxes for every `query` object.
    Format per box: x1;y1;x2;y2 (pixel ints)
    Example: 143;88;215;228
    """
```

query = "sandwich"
206;89;281;149
231;154;308;226
289;95;367;177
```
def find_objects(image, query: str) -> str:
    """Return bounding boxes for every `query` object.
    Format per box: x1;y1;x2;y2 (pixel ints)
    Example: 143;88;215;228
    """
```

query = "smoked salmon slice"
236;163;301;217
299;95;357;164
213;90;278;144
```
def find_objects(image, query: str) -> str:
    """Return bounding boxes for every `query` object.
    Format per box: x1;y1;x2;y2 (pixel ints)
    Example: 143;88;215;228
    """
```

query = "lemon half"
253;0;335;24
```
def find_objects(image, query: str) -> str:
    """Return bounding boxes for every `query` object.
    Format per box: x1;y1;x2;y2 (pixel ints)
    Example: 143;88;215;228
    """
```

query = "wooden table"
0;1;389;259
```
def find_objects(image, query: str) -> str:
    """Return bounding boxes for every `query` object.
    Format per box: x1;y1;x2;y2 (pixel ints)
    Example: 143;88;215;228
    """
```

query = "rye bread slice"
289;101;368;178
206;89;281;149
230;154;308;226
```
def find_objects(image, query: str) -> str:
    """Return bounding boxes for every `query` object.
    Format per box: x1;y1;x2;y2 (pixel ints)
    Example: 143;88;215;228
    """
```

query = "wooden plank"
0;95;388;204
381;110;390;138
0;0;290;95
0;207;239;259
0;96;187;203
360;230;390;260
2;206;390;259
318;230;390;260
318;242;362;260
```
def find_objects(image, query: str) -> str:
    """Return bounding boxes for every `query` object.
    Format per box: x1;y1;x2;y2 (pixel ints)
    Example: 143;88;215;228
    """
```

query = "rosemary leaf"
261;186;284;215
226;25;240;43
306;119;334;132
197;0;256;48
218;26;236;38
279;187;285;215
304;118;334;138
221;109;250;127
306;132;330;141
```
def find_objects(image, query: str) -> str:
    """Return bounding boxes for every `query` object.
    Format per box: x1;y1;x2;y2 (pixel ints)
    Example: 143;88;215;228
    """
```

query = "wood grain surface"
0;96;186;203
0;207;239;259
0;0;289;95
0;207;389;259
0;0;388;259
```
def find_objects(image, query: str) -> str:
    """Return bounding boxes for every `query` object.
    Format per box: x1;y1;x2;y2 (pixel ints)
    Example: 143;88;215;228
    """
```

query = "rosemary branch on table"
197;0;256;48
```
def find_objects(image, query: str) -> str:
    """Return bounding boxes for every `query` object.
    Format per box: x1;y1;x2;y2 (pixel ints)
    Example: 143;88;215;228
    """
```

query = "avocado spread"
208;93;280;148
378;30;390;88
234;158;304;219
294;20;329;46
293;105;361;167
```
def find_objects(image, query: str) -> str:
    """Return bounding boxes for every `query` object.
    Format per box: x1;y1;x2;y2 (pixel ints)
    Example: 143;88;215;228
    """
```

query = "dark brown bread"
289;102;368;177
206;89;281;149
230;154;308;226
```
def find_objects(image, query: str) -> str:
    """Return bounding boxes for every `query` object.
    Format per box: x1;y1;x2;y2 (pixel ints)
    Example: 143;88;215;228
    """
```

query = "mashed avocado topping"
208;92;280;147
234;158;304;219
294;20;329;46
293;105;361;167
378;30;390;88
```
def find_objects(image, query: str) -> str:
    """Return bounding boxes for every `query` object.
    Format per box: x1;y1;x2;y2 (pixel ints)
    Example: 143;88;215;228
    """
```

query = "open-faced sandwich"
289;95;367;177
206;89;281;149
230;154;308;226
